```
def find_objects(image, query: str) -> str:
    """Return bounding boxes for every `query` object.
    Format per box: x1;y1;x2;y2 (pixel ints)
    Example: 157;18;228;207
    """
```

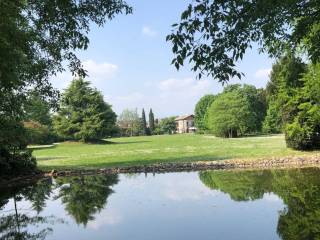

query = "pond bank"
1;154;320;187
46;154;320;176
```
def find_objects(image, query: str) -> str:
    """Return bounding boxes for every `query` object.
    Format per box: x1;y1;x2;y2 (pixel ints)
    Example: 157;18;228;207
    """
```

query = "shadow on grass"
69;139;152;145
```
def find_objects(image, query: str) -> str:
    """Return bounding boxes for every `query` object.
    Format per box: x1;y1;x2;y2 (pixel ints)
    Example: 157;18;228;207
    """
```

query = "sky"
51;0;274;118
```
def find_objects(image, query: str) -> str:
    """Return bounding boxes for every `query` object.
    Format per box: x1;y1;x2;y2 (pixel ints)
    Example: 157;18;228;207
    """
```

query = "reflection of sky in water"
1;171;285;240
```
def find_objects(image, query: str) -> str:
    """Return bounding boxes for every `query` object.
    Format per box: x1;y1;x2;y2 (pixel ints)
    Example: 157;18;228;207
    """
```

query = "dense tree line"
262;55;320;150
195;84;266;137
174;0;319;150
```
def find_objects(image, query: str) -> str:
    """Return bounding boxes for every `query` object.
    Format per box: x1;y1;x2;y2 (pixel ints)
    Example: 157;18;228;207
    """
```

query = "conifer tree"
149;109;155;134
141;108;147;135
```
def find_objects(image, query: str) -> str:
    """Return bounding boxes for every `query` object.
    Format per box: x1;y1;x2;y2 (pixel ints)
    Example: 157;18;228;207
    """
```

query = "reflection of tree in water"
54;174;119;226
0;179;57;240
0;174;119;238
199;168;320;240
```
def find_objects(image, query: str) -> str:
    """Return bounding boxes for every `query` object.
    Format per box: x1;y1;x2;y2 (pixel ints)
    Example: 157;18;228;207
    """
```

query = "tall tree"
141;108;147;135
285;63;320;150
0;0;131;176
149;109;155;134
194;94;216;132
263;54;307;133
167;0;319;81
53;78;117;142
117;109;141;136
207;84;266;137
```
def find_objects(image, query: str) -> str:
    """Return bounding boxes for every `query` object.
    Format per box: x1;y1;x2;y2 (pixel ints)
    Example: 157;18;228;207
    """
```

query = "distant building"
175;115;196;133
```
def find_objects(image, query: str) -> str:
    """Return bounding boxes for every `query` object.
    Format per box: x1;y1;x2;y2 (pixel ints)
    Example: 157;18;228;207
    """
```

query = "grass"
34;134;318;170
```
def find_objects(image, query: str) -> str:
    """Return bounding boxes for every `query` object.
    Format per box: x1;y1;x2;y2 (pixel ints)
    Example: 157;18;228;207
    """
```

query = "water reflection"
0;168;319;239
199;168;320;240
54;175;118;225
0;179;56;240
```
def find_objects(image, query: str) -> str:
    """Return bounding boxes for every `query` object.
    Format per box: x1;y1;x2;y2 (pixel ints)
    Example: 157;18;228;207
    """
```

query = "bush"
0;119;37;176
24;121;54;145
285;103;320;150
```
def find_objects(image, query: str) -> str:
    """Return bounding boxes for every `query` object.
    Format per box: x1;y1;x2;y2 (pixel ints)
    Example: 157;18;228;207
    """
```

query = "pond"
1;167;320;240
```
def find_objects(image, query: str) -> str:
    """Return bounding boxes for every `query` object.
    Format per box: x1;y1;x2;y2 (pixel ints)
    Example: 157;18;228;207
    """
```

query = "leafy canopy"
167;0;320;81
207;84;266;137
53;78;116;142
194;94;216;132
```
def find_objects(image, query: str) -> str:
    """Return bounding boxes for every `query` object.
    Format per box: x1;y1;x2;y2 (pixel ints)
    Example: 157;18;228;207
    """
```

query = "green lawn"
34;134;317;170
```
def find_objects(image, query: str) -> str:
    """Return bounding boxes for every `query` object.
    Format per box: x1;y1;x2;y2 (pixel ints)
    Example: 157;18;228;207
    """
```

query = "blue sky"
52;0;273;118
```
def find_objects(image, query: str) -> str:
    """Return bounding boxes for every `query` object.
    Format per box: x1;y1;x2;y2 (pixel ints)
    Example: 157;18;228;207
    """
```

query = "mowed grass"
34;134;318;170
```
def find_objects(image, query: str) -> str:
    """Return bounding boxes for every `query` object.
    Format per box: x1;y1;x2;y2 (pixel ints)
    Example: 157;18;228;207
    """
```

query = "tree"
157;117;177;134
149;109;155;134
263;54;307;133
141;108;147;135
0;0;131;176
167;0;319;81
194;94;216;133
53;78;117;142
262;101;283;134
117;109;142;136
23;91;53;126
285;63;320;150
207;84;265;137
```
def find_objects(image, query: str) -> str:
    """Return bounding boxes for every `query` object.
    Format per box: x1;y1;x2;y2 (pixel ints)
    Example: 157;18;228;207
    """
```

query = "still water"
1;167;320;240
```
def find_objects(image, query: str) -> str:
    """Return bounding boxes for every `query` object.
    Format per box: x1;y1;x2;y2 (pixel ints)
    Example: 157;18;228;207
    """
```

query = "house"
175;115;196;133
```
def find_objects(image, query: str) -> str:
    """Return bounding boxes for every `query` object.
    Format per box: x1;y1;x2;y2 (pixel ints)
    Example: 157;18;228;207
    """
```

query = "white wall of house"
176;118;195;133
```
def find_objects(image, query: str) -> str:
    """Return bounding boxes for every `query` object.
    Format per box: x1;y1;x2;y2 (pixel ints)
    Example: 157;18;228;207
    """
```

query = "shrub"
24;121;54;145
0;120;37;176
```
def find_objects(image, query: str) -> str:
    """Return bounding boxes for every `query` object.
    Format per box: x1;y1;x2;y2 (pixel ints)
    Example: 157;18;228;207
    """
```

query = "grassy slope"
34;134;317;170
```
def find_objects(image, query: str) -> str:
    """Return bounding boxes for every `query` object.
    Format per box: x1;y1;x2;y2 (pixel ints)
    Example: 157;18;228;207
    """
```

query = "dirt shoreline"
1;154;320;187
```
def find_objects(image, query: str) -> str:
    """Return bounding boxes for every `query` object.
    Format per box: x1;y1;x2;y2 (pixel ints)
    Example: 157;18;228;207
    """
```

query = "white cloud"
83;59;118;81
254;68;271;79
142;26;157;37
87;208;122;230
106;77;221;117
51;59;118;90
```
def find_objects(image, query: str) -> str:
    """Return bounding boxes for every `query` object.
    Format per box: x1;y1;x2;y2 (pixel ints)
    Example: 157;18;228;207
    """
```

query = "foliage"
141;108;148;135
24;91;53;126
157;117;177;134
206;84;265;137
53;79;116;142
55;175;118;226
263;54;307;134
117;108;145;136
24;121;53;145
0;0;131;176
0;119;36;176
194;94;215;132
262;100;283;134
167;0;319;81
285;64;320;150
149;109;155;134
